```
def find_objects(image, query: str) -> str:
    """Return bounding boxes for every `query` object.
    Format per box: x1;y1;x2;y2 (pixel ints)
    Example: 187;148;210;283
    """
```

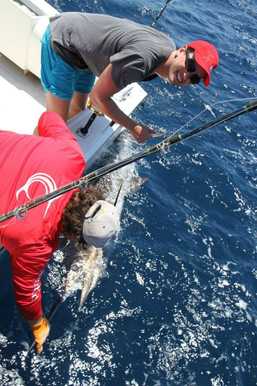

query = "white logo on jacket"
16;172;58;217
32;277;41;301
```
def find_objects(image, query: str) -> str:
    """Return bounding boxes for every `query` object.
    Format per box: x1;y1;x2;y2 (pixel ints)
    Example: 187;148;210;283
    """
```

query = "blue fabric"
40;26;95;100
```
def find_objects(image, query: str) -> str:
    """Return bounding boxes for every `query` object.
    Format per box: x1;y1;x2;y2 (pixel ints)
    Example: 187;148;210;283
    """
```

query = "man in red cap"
167;40;219;87
41;13;219;142
167;40;219;86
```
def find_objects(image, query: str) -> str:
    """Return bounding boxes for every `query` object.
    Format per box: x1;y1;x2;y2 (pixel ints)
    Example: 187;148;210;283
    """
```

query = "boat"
0;0;147;257
0;0;147;167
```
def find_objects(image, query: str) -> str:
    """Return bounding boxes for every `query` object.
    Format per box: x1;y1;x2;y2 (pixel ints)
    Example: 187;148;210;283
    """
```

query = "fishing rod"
76;98;103;136
151;0;174;27
1;99;257;224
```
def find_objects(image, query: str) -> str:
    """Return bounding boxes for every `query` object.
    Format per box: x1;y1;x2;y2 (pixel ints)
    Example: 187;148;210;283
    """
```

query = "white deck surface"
0;52;45;134
0;51;147;167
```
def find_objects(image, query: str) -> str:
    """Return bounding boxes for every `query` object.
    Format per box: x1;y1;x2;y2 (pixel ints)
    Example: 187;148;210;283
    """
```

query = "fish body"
63;175;147;307
64;245;105;308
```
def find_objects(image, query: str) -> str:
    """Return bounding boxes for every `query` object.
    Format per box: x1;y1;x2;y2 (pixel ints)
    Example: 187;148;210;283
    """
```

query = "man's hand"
29;316;50;354
130;124;155;143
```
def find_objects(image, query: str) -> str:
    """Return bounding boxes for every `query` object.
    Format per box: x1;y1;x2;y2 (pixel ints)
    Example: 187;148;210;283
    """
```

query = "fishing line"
169;96;257;138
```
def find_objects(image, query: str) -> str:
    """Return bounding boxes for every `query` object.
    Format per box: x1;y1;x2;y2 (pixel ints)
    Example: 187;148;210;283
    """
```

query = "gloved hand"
30;316;50;354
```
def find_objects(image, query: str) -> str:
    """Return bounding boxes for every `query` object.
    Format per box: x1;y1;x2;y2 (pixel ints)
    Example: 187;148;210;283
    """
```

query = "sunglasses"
185;48;201;85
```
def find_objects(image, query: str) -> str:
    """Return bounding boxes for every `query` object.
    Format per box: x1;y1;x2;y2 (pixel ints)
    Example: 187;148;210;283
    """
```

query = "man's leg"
69;92;88;119
69;70;96;119
39;24;74;125
46;92;70;121
33;92;70;135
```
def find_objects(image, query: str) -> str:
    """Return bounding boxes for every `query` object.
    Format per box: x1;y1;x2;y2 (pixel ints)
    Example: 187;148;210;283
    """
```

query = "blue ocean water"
0;1;257;385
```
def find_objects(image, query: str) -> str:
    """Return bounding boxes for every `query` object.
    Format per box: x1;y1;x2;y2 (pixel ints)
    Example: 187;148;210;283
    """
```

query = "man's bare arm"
90;64;154;143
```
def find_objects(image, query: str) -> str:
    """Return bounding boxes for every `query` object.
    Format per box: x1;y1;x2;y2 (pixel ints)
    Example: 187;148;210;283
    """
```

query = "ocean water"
0;1;257;385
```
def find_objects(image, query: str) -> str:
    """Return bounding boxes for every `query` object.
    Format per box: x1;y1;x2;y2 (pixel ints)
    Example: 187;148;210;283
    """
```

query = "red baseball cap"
187;40;219;87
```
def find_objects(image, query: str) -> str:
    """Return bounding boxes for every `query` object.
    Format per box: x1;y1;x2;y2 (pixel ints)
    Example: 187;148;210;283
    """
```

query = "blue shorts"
41;26;96;100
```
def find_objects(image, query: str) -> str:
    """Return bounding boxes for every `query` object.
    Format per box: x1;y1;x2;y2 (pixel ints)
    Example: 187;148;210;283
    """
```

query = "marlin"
63;175;148;308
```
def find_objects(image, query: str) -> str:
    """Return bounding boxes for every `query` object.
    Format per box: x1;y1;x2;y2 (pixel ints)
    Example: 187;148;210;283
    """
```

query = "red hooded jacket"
0;112;86;320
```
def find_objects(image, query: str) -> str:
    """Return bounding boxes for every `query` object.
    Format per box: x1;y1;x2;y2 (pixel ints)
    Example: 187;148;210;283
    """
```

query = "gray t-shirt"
50;12;176;89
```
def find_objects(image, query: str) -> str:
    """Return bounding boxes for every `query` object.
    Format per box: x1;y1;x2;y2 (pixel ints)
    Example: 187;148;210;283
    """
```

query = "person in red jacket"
0;112;120;353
